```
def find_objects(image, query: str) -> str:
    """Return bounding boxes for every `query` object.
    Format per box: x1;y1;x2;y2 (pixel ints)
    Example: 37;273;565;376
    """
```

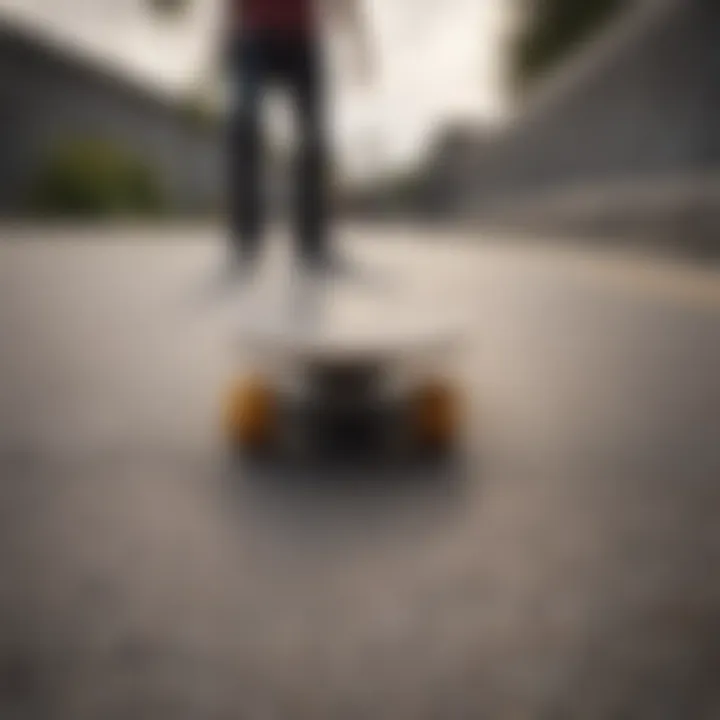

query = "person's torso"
231;0;315;36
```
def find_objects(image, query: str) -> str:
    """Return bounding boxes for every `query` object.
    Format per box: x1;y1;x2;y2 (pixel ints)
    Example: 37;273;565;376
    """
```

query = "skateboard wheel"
223;374;278;451
408;378;461;451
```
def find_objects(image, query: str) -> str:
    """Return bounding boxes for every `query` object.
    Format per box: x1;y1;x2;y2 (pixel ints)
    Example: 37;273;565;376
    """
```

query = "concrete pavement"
0;225;719;719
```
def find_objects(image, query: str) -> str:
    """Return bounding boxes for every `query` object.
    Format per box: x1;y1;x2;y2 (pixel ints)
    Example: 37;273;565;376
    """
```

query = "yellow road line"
571;254;720;312
504;242;720;312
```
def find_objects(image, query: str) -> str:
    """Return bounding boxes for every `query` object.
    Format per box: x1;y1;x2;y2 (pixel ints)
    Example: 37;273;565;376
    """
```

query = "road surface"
0;225;719;720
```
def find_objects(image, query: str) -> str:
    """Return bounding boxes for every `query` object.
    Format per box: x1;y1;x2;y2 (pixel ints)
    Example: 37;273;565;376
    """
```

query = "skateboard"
222;270;465;464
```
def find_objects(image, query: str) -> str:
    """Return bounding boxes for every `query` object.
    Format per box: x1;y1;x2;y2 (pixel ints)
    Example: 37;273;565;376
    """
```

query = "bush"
512;0;628;92
31;137;165;217
147;0;191;20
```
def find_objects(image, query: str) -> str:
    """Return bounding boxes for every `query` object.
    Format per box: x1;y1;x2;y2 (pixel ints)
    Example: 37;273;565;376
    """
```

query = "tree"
512;0;630;92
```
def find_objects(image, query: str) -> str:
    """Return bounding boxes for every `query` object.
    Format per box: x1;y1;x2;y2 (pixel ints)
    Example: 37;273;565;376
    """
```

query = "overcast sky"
0;0;513;177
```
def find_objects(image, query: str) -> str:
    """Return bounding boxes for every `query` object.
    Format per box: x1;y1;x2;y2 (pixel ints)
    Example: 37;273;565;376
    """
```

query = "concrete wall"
0;22;223;214
426;0;720;215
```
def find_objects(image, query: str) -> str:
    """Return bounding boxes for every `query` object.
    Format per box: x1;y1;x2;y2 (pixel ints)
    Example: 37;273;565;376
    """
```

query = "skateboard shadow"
219;451;474;550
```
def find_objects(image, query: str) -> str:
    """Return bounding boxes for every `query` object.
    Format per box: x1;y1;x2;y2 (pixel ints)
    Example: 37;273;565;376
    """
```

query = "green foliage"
32;137;166;217
512;0;629;92
146;0;192;20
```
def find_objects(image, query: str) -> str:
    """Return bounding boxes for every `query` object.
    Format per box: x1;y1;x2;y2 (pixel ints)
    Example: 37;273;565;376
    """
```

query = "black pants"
228;33;328;265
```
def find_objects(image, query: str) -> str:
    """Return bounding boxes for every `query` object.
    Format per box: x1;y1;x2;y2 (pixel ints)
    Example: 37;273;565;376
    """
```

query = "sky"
0;0;513;178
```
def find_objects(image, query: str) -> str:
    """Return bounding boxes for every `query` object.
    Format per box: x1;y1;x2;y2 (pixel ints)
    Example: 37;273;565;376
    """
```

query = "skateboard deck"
234;273;463;365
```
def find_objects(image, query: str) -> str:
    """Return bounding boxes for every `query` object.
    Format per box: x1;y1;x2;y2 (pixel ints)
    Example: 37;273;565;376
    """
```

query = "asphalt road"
0;224;719;720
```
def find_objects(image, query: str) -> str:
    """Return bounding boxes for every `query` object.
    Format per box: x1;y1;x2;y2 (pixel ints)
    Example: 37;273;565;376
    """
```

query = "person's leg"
287;37;330;270
228;35;266;267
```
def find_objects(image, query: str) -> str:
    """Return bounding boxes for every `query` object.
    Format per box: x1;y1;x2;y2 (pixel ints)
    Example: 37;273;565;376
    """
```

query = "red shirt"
232;0;314;36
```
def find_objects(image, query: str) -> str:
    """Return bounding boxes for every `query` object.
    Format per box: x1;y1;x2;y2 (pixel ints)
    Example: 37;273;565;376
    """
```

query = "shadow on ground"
217;449;475;552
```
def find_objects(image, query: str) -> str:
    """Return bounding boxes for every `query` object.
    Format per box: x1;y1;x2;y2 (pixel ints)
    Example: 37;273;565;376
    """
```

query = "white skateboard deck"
235;270;463;364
